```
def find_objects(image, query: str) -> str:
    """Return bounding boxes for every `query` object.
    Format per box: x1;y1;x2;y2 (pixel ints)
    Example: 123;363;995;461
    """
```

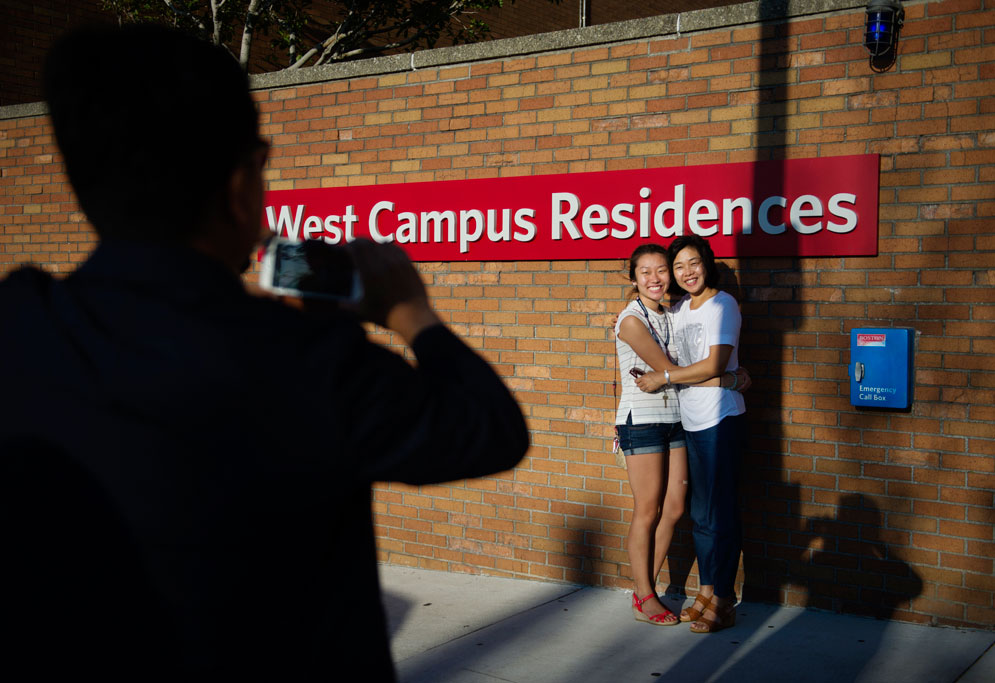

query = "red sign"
857;333;887;347
263;155;879;261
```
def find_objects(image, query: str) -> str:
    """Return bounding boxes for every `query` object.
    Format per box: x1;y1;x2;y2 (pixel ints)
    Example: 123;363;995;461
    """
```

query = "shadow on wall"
737;0;809;614
664;493;924;682
807;494;924;619
571;509;694;599
731;0;801;611
730;1;927;623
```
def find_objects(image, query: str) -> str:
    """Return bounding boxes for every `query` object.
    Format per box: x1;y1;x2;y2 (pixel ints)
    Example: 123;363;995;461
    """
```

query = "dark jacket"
0;241;528;681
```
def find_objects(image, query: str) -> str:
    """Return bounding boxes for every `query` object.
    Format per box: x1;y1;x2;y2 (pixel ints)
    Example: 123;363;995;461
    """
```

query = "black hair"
43;24;261;243
667;234;720;291
626;243;669;299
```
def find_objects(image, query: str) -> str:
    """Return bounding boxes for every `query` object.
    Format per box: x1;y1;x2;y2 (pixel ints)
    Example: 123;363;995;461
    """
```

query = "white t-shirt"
671;290;746;432
614;299;681;425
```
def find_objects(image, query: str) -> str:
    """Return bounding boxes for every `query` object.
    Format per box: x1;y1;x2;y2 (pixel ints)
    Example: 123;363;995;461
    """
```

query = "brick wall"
1;0;993;629
0;0;113;107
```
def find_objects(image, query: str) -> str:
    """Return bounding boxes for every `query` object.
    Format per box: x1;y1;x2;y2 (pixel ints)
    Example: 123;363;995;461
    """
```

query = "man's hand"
347;239;441;343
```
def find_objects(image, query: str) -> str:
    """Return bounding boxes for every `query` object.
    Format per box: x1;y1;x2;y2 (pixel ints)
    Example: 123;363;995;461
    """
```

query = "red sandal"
632;593;679;626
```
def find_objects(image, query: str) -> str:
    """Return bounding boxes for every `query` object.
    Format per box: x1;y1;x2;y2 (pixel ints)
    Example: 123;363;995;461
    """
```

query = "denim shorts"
616;413;686;456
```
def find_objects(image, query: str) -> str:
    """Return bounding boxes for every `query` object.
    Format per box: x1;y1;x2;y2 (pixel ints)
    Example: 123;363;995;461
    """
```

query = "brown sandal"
689;600;736;634
679;594;712;623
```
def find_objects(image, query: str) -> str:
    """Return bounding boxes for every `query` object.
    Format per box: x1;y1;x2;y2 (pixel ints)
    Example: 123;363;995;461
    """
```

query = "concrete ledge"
250;0;866;90
0;0;869;117
0;101;46;121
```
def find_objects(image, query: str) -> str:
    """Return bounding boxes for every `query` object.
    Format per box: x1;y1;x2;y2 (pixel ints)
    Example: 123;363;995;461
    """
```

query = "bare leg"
626;451;672;621
650;446;688;585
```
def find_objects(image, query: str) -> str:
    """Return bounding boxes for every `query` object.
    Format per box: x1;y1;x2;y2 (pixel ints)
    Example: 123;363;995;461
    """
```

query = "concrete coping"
1;0;868;119
250;0;866;91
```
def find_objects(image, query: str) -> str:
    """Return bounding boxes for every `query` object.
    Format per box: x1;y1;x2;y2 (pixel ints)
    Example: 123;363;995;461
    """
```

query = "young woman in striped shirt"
615;244;747;626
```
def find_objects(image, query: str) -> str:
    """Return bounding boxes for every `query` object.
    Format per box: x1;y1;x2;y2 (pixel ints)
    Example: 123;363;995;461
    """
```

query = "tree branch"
104;0;519;72
161;0;210;38
240;0;282;68
288;4;355;70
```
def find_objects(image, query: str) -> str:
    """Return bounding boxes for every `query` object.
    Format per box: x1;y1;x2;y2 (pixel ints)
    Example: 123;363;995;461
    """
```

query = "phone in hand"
629;367;646;378
259;237;363;303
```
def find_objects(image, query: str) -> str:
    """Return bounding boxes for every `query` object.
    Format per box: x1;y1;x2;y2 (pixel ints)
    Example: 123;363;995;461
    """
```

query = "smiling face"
632;252;671;306
671;245;708;297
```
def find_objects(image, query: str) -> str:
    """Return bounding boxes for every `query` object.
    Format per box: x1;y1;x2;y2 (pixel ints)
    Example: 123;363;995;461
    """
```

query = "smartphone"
629;367;646;378
258;237;363;303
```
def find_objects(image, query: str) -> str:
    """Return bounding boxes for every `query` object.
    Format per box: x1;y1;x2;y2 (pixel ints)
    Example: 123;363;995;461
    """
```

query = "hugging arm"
619;316;746;390
635;344;736;393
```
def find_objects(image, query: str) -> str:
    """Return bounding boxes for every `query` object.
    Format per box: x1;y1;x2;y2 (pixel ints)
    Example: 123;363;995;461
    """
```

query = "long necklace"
634;298;671;405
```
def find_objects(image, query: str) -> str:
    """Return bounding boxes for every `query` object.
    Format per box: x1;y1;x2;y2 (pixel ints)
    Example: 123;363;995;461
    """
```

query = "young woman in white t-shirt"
634;235;746;634
615;244;746;627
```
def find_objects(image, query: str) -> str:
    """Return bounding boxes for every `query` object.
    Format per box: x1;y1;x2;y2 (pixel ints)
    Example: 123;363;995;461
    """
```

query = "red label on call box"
857;334;886;346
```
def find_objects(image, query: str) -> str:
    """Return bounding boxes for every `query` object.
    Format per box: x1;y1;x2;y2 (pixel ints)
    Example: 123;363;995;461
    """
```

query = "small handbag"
612;427;627;470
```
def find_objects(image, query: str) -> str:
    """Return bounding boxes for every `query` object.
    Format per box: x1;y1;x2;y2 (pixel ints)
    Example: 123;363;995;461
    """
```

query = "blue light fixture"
864;0;904;68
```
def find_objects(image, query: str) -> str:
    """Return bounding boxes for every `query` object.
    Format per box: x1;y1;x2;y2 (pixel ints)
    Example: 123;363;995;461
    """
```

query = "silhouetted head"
44;24;263;245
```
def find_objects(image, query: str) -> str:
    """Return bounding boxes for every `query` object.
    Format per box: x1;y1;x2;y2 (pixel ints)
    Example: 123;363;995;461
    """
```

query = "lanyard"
635;298;669;350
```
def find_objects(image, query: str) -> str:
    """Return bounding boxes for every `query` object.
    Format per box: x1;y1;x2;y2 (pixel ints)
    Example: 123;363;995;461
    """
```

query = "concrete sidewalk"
380;565;995;683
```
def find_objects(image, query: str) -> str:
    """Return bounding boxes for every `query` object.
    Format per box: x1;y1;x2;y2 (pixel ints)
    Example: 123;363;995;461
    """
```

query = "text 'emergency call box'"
849;328;915;410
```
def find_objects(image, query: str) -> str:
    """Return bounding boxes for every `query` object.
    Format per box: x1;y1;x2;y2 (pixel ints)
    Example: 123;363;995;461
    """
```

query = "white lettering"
828;193;858;233
460;209;485;254
723;197;752;235
342;205;357;242
514;208;537;242
759;195;787;234
395;212;418;243
582;204;609;239
790;194;823;234
303;215;322;240
265;205;305;240
611;203;636;239
368;201;395;243
488;208;512;241
688;199;718;236
653;184;684;238
322;215;342;244
551;193;582;240
351;178;862;256
639;187;652;237
421;211;457;243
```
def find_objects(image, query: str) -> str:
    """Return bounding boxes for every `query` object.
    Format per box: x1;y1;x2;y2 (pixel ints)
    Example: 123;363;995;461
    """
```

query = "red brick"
5;5;995;631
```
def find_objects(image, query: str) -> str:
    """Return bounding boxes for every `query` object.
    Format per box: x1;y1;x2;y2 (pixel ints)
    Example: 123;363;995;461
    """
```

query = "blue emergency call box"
849;328;915;409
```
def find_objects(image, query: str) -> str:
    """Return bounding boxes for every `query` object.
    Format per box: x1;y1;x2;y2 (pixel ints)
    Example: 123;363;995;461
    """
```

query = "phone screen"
262;239;362;301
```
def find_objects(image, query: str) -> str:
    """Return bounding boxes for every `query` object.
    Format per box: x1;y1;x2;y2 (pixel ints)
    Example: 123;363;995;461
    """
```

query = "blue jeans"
685;413;745;599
